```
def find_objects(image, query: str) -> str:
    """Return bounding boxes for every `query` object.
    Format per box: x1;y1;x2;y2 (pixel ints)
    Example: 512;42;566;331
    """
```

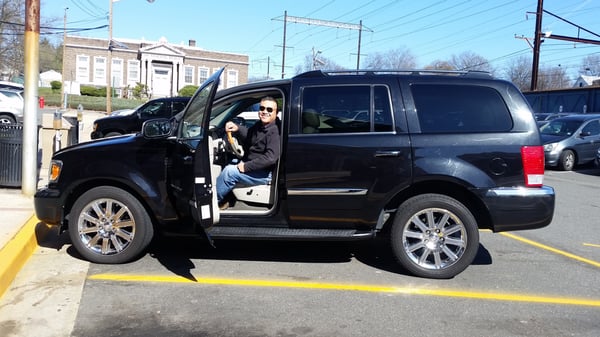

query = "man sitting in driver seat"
216;96;281;209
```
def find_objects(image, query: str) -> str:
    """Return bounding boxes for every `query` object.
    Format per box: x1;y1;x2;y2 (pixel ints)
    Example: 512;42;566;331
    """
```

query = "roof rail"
294;69;493;79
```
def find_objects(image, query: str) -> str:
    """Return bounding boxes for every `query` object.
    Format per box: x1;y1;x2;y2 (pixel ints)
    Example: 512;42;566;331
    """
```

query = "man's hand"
237;162;245;172
225;121;239;132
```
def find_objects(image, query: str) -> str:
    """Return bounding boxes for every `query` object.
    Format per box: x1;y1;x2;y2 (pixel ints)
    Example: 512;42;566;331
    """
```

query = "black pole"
530;0;543;91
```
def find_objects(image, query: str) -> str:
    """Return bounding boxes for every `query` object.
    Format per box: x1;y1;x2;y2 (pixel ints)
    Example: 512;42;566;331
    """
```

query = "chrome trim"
287;188;368;196
486;185;555;197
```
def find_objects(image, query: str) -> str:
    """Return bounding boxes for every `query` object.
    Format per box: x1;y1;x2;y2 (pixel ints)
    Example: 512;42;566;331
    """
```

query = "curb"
0;215;53;298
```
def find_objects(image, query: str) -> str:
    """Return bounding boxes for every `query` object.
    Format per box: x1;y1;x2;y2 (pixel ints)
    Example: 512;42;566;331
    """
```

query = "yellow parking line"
88;273;600;307
500;232;600;268
583;243;600;248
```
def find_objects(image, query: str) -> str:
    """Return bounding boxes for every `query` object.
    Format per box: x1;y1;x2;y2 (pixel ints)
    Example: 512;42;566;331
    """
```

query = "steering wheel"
226;131;244;158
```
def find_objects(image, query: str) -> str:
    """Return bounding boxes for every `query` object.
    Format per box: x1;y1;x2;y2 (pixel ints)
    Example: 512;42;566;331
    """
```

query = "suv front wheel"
68;186;154;263
391;194;479;279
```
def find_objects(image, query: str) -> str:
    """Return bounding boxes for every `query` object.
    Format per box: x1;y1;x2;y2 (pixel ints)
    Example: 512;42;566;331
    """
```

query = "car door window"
140;101;167;118
301;85;393;134
172;101;187;116
581;120;600;136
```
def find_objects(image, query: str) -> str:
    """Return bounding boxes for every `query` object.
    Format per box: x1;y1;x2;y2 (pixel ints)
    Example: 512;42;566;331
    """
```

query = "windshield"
540;119;582;136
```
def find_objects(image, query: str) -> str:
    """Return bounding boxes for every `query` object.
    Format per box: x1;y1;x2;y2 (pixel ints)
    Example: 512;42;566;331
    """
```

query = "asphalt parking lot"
1;168;599;337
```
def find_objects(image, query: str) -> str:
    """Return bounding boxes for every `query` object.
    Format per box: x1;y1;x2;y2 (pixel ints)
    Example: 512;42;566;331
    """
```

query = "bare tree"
504;55;531;91
294;53;344;75
450;51;495;75
580;55;600;76
0;0;25;80
424;60;455;70
537;65;570;90
39;38;62;72
364;47;416;69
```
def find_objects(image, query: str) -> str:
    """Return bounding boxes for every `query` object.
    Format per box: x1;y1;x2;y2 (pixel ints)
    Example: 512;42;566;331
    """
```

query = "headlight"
543;143;557;152
48;160;63;183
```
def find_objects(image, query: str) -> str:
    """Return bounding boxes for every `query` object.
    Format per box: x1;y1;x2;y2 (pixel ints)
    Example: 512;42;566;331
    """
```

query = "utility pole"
61;7;68;109
22;0;40;196
281;11;287;79
106;0;113;114
275;13;371;77
530;0;543;91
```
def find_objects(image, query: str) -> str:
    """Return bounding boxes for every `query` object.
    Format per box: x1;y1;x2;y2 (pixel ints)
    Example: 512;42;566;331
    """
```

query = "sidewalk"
0;108;105;298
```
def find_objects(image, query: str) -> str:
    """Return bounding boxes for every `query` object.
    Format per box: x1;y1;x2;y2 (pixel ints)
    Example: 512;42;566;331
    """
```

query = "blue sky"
42;0;600;80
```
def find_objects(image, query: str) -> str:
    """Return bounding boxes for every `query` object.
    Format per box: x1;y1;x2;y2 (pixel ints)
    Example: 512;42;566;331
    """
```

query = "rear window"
412;84;512;133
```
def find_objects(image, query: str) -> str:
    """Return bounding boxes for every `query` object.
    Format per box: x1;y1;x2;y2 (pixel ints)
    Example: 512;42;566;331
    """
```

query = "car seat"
302;109;320;134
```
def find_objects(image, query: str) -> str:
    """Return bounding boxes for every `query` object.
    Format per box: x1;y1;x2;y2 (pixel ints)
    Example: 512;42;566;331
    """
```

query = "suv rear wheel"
68;186;154;263
391;194;479;279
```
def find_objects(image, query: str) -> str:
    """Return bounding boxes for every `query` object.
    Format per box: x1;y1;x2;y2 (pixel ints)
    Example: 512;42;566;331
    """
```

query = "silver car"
540;114;600;171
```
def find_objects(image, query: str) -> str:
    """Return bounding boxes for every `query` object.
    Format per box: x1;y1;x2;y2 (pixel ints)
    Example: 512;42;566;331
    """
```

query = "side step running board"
206;226;375;240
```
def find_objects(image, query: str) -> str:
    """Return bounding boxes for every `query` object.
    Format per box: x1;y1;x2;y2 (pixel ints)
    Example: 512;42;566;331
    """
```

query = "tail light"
521;146;544;187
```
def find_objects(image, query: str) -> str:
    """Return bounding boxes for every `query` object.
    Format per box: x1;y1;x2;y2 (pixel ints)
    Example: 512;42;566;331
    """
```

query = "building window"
111;58;123;87
198;67;209;83
76;55;90;83
127;60;140;87
184;65;194;84
93;56;106;85
227;69;238;88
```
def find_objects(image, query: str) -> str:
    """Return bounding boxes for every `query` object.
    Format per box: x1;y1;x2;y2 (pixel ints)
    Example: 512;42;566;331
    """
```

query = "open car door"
178;68;223;229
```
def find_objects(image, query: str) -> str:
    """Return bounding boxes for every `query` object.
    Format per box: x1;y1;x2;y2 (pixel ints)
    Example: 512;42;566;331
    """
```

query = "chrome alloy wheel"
401;207;467;271
76;198;136;256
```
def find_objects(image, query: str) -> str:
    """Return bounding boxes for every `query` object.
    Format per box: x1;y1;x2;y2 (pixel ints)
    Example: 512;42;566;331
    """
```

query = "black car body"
90;96;190;139
35;69;555;279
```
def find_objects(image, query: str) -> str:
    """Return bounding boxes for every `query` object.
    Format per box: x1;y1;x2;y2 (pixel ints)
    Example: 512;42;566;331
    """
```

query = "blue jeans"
216;164;272;202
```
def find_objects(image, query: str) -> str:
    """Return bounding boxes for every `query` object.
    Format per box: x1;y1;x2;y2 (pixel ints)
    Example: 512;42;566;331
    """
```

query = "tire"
390;194;479;279
558;150;575;171
68;186;154;264
0;115;16;124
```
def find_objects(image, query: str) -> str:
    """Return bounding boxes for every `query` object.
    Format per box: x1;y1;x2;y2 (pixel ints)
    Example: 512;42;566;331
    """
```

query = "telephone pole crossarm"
283;15;372;32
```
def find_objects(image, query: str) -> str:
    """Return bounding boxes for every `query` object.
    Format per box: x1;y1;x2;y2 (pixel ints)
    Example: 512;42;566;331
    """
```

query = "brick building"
63;36;249;98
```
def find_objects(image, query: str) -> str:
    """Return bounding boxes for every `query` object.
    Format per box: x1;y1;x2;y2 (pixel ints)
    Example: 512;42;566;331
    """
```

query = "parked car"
90;96;190;139
34;68;555;279
540;114;600;171
595;147;600;167
0;88;24;124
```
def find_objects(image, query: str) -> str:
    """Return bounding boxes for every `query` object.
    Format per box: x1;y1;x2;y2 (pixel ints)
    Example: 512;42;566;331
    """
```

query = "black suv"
35;69;555;279
90;96;190;139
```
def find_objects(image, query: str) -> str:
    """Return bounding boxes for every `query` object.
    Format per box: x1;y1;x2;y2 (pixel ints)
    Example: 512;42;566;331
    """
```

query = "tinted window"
301;85;393;134
140;101;168;118
172;101;188;115
581;120;600;136
540;120;583;136
412;84;512;133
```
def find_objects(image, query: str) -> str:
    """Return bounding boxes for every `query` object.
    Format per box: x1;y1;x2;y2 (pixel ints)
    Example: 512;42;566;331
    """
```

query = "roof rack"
294;69;493;79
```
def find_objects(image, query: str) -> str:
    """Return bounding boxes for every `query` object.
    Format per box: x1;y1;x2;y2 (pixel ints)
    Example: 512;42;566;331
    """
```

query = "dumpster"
0;123;23;187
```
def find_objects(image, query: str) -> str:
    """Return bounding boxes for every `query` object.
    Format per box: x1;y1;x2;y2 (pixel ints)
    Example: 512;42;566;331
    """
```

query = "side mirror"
142;118;172;138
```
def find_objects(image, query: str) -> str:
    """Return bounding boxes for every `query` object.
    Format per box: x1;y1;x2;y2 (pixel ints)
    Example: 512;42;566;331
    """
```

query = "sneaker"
218;201;229;210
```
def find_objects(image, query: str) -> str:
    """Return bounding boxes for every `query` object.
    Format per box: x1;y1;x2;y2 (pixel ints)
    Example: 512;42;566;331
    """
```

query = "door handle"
375;150;401;157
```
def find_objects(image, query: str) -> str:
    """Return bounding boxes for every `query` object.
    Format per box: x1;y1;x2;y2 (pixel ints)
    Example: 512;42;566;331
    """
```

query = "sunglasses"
259;106;274;114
